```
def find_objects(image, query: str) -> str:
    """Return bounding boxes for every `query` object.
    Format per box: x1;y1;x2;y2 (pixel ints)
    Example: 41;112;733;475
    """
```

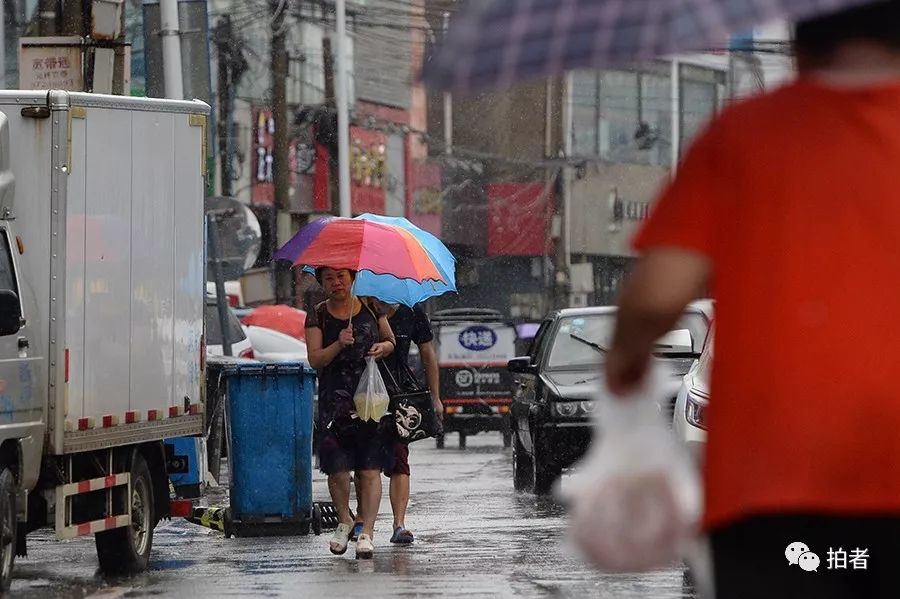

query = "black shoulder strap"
359;297;378;320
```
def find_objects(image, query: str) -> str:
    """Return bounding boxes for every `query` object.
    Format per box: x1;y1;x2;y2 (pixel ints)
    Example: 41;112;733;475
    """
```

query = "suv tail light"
239;347;254;360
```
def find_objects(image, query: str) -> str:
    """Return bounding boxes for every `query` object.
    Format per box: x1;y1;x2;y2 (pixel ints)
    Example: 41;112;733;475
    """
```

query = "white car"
673;322;714;461
243;325;309;363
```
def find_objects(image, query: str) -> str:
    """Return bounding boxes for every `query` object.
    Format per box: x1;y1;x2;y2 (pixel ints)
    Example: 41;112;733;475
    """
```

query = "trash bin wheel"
312;504;323;536
95;453;154;574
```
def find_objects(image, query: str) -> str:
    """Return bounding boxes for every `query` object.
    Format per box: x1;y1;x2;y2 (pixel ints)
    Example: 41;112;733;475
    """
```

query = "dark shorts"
711;514;900;599
318;420;389;476
384;443;410;477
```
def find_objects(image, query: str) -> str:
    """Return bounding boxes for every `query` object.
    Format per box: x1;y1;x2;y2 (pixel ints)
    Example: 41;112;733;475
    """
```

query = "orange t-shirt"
635;78;900;530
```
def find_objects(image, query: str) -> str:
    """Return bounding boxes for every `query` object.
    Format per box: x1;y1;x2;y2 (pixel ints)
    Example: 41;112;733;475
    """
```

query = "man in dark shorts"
352;300;442;545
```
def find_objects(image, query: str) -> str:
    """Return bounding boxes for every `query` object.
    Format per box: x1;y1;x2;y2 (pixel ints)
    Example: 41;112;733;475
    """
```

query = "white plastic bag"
353;357;390;422
566;362;702;573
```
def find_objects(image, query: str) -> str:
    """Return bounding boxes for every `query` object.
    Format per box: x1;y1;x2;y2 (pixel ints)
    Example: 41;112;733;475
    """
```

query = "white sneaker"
356;533;374;559
330;523;353;555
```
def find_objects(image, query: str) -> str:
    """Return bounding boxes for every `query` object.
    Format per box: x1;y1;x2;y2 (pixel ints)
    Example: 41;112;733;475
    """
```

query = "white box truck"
0;90;208;587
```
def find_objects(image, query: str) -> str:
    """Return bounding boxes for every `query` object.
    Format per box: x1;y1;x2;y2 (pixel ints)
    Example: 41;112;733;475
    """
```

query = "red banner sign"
487;183;554;257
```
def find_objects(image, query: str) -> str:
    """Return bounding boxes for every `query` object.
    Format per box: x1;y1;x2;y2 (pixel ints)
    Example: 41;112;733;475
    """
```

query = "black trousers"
711;514;900;599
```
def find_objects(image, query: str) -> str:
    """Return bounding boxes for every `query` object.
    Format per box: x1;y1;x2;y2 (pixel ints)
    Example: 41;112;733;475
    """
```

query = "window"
0;232;18;295
572;72;599;156
529;319;552;361
571;65;672;167
680;65;726;152
598;70;640;164
548;314;617;369
0;231;21;322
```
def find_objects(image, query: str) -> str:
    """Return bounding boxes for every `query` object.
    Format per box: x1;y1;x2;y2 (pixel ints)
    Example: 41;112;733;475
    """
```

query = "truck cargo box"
0;91;208;455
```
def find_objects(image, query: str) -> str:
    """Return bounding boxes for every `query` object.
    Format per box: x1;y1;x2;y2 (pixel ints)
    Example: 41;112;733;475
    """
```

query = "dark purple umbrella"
423;0;878;93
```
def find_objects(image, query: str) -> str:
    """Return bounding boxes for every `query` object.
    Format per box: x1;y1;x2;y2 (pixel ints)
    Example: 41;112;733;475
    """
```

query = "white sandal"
356;533;374;559
330;523;353;555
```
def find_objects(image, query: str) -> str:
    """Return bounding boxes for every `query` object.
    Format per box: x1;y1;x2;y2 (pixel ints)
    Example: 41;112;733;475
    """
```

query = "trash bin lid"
220;361;315;378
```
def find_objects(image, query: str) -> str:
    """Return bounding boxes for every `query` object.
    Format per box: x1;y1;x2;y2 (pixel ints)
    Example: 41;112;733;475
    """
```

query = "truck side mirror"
0;290;22;336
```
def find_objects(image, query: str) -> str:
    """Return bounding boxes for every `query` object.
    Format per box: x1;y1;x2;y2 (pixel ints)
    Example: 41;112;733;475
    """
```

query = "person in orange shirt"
606;2;900;597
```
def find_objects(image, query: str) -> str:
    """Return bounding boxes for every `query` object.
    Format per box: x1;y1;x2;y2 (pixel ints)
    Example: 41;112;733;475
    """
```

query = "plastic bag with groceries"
565;362;702;573
353;356;391;422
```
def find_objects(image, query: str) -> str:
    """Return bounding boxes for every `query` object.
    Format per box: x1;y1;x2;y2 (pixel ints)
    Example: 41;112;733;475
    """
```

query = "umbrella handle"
350;280;357;331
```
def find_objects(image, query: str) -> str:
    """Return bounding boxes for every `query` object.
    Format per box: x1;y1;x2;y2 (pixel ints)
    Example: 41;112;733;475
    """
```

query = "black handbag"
380;362;441;444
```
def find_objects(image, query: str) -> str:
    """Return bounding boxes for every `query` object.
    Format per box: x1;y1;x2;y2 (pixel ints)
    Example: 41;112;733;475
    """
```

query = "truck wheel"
435;435;445;449
0;469;17;592
458;432;467;450
96;453;154;575
512;432;533;492
532;441;561;496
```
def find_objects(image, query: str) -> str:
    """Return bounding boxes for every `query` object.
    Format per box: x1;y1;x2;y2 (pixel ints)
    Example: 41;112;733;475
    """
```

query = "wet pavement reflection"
11;435;695;598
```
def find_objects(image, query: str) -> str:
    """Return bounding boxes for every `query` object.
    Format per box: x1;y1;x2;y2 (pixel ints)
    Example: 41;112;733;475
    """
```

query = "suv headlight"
552;401;580;418
685;392;708;430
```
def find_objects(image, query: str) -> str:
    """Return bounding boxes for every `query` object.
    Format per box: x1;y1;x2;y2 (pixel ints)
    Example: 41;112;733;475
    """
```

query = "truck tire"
435;434;445;449
458;432;467;450
0;469;17;592
95;453;154;575
512;432;533;492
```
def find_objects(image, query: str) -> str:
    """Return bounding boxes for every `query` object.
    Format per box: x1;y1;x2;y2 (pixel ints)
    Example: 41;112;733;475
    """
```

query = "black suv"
508;305;710;494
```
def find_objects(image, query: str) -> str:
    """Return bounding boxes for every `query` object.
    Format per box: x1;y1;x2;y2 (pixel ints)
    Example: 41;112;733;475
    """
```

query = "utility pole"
442;11;452;156
38;0;57;35
671;58;681;173
0;2;4;90
271;0;290;214
215;16;233;196
61;0;85;36
335;0;352;218
161;0;184;99
555;72;574;310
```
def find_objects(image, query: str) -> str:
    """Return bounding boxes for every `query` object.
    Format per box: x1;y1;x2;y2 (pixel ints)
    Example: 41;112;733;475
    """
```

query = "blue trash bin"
221;361;318;536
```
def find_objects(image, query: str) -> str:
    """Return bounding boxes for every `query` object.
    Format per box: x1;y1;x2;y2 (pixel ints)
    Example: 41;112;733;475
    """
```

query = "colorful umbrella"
352;214;456;307
423;0;874;93
274;217;446;284
240;305;307;341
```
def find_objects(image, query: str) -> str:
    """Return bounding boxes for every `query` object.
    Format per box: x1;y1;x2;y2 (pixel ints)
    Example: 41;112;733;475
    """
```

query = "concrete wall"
569;162;669;257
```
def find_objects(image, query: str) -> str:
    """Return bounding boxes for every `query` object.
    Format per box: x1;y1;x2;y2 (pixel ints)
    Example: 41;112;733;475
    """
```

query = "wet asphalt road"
10;434;694;598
